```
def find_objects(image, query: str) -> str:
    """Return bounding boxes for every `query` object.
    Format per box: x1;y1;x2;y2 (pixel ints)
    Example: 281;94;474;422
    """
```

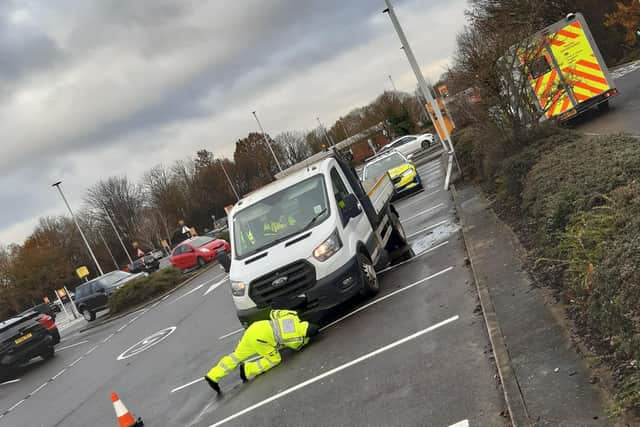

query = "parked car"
363;150;422;198
380;133;435;158
74;271;146;321
31;302;59;318
0;313;55;380
170;236;231;270
127;253;160;274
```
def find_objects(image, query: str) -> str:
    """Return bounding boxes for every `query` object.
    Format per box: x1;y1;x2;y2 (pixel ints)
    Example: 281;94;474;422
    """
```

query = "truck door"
330;166;371;253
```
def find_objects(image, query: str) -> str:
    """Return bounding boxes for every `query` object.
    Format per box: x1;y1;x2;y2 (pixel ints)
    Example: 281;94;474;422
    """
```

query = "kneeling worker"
204;309;319;393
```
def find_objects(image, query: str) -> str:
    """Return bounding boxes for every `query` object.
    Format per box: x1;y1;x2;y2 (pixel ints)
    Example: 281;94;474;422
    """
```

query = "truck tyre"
358;252;379;297
81;308;96;322
388;212;414;264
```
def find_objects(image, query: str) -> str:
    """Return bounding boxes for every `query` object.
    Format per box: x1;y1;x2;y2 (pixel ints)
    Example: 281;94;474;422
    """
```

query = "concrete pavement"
0;156;507;427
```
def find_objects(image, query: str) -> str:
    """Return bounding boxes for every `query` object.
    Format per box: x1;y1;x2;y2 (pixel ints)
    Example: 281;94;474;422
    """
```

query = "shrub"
107;267;184;314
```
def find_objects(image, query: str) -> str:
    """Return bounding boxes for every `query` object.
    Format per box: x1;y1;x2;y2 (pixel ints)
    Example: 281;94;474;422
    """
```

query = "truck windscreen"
232;175;330;259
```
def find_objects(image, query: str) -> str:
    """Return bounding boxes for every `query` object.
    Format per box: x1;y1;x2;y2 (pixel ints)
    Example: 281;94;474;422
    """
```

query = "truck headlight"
313;230;343;261
230;281;246;296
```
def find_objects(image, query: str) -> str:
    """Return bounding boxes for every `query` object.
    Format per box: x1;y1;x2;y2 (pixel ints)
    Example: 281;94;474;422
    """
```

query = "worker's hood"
387;163;413;178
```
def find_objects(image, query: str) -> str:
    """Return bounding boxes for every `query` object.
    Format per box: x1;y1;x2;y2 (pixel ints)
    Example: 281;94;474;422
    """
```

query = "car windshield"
391;136;416;146
364;153;407;180
233;175;329;259
191;236;215;247
100;271;131;288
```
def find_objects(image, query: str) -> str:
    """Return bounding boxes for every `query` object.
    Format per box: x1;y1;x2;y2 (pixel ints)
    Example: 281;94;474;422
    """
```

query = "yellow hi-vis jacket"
269;309;310;350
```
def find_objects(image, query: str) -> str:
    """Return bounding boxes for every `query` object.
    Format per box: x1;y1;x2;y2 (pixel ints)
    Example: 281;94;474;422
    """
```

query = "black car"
74;270;145;321
128;253;160;274
0;313;54;380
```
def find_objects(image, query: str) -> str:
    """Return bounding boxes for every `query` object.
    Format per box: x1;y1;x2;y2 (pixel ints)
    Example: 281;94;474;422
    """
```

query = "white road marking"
57;340;89;351
0;379;20;386
403;204;445;222
150;301;160;308
128;315;140;324
85;345;99;355
170;283;205;304
218;328;244;340
30;382;48;396
171;377;204;393
68;356;83;367
102;333;115;343
51;368;67;380
117;324;128;332
204;278;228;296
7;399;25;411
162;294;170;301
407;219;448;239
320;266;453;331
449;420;469;427
379;240;449;274
117;326;177;361
397;189;442;209
209;316;459;427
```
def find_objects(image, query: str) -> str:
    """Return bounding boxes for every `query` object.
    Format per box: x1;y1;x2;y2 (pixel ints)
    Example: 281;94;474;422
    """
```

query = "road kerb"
450;184;532;427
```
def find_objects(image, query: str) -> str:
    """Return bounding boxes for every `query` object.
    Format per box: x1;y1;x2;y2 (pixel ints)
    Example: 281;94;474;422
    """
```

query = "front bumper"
237;256;361;326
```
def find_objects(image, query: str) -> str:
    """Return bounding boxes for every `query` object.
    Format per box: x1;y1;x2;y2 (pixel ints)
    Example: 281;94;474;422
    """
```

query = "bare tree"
274;131;312;167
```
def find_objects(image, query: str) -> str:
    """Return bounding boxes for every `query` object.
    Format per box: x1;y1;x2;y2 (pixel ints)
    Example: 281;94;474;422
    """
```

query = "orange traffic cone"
111;392;144;427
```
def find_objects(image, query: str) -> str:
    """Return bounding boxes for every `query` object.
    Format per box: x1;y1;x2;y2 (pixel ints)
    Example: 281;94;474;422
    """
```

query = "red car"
170;236;230;270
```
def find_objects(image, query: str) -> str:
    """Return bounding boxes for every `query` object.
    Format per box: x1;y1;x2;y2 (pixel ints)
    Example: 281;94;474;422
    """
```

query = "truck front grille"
249;260;316;307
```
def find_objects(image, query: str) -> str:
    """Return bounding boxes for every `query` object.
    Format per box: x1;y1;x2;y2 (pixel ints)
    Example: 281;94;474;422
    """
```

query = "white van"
228;151;412;326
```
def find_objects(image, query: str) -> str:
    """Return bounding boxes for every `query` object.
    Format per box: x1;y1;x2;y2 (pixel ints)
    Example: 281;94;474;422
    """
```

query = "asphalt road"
572;60;640;136
0;156;507;427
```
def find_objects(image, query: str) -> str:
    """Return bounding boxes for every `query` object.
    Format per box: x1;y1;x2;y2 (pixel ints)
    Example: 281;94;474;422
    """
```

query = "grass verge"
107;267;185;315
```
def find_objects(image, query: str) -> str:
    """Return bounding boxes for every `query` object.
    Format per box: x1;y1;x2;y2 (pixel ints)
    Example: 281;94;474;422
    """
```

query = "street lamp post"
52;182;104;276
316;117;334;147
252;111;284;172
388;74;399;94
98;230;119;270
383;0;459;188
218;159;240;201
104;209;134;266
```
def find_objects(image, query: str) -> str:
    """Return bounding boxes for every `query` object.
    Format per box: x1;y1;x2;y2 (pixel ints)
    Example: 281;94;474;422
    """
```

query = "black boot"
204;376;221;394
239;363;248;383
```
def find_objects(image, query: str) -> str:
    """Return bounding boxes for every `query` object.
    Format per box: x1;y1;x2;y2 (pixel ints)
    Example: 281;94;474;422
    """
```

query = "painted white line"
102;333;115;343
204;278;228;296
117;324;128;332
85;345;99;355
218;328;244;340
162;294;170;301
397;189;442;208
171;377;204;394
52;368;67;380
378;240;449;274
68;356;83;367
0;378;20;386
150;301;160;309
320;266;453;332
449;420;469;427
117;326;177;361
209;316;459;427
7;399;25;412
57;340;89;351
128;315;140;324
30;382;48;396
407;219;448;239
403;203;445;222
170;283;205;304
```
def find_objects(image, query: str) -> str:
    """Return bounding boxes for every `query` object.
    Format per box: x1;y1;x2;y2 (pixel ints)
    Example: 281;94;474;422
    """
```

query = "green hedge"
107;267;184;314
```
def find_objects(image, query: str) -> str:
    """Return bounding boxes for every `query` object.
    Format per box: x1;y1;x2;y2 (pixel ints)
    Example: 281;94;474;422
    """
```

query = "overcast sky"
0;0;468;245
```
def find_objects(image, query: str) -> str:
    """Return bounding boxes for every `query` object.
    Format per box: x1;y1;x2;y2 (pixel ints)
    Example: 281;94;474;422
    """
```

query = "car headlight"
199;247;211;253
401;168;414;177
313;230;343;261
230;281;246;296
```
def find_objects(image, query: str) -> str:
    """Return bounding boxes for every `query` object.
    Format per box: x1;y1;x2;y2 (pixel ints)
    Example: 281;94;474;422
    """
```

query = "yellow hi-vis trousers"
206;320;281;382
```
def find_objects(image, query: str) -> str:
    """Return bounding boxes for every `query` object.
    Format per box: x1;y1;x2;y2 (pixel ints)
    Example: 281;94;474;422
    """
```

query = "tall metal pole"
52;182;104;276
316;117;334;147
383;0;459;188
98;230;119;270
252;111;283;172
218;159;240;201
104;209;134;265
388;75;399;93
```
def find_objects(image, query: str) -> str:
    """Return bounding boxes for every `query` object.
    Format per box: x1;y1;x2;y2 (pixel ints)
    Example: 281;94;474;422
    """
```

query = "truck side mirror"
342;194;361;220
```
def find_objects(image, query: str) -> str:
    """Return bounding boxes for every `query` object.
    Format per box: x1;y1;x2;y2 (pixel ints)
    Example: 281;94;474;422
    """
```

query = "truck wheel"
81;308;96;322
388;212;414;264
358;253;379;297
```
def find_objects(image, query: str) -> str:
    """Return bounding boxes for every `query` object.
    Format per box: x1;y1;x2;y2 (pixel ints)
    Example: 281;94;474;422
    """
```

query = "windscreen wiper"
301;208;327;231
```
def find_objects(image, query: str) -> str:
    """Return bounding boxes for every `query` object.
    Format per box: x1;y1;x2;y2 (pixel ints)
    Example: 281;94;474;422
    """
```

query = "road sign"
76;266;89;279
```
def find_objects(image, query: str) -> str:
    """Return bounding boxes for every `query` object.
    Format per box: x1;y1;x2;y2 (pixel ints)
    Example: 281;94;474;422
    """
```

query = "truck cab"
228;152;412;326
